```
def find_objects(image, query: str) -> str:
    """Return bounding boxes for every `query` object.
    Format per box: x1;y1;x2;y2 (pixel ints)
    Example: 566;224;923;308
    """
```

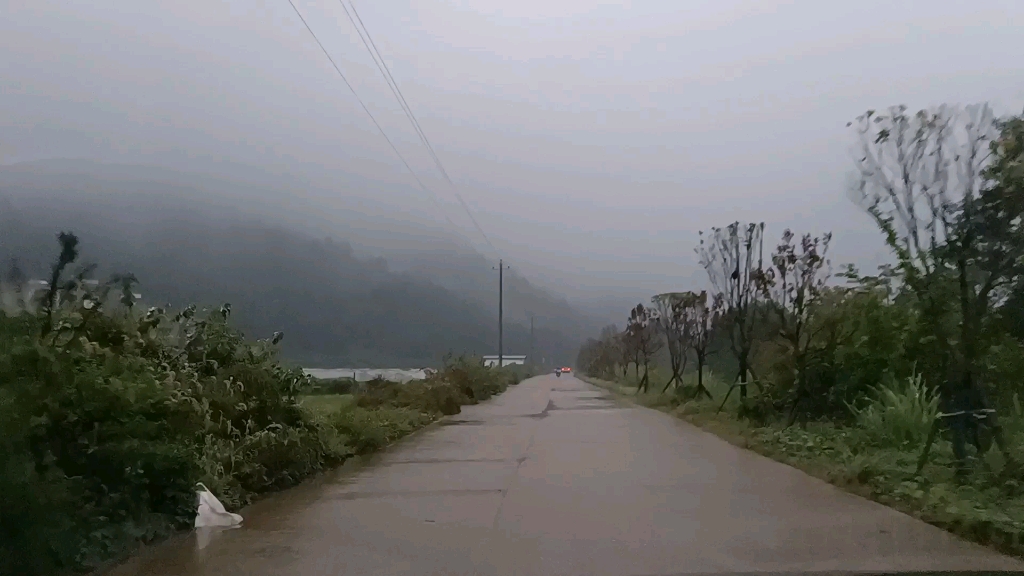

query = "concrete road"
110;374;1024;575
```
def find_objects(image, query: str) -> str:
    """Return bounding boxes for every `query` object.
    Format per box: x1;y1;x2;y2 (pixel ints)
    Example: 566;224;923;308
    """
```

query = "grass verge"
581;371;1024;558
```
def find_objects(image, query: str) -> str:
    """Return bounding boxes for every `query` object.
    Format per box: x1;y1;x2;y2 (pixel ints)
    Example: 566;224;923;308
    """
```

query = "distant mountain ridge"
0;159;598;366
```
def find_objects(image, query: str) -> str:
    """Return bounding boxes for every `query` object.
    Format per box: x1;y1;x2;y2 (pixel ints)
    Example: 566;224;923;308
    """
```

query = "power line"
284;0;457;230
340;2;423;154
343;0;494;252
341;0;497;255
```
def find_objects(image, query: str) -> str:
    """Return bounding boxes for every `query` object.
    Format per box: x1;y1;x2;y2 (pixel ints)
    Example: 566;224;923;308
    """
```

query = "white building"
482;355;527;368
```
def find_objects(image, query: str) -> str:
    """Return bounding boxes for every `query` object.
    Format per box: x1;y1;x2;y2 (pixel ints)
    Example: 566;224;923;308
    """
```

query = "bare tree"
758;229;833;426
577;327;619;379
697;222;766;405
597;324;622;379
617;329;633;379
651;292;691;393
621;316;641;381
626;303;661;393
685;290;723;401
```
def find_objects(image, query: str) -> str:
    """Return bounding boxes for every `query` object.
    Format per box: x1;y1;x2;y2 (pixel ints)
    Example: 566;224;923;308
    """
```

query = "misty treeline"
578;103;1024;475
0;231;525;575
0;169;582;368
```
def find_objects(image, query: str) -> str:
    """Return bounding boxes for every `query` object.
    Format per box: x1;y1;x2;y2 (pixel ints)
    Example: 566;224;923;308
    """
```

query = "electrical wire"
285;0;458;230
341;0;498;255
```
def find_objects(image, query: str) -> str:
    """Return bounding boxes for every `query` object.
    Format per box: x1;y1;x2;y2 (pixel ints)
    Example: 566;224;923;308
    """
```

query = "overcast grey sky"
3;0;1023;303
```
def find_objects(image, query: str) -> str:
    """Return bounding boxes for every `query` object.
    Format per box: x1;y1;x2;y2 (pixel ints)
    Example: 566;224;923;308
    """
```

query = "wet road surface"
109;374;1024;575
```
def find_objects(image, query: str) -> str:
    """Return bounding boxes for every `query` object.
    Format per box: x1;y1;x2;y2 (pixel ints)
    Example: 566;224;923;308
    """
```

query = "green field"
299;393;356;416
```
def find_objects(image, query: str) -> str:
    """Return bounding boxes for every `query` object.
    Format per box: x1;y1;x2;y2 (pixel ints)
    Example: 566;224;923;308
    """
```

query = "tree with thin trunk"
623;303;647;381
626;303;661;393
757;229;833;426
597;324;622;379
618;329;633;379
685;290;723;401
576;324;622;378
651;293;691;393
697;222;766;407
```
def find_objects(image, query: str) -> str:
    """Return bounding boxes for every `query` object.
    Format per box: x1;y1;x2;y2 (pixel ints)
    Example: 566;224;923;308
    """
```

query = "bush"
355;378;469;416
328;406;434;454
0;235;520;576
435;354;514;402
0;294;356;574
307;377;358;395
0;238;348;572
850;372;940;449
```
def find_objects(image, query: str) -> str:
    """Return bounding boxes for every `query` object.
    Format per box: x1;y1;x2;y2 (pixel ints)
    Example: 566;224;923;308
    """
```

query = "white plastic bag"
194;482;243;528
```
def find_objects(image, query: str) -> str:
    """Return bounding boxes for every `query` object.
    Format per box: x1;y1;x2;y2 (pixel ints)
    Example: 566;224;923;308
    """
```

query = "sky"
2;0;1024;305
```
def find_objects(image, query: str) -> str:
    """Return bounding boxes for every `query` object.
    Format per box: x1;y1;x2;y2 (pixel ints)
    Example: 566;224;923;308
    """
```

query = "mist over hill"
0;160;600;367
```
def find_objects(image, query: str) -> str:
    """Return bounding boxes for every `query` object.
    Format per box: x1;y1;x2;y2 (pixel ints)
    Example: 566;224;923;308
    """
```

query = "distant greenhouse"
303;368;430;383
482;355;526;368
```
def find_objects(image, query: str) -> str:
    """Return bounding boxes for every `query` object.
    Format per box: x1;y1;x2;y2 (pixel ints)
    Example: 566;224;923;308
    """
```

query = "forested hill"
0;160;591;367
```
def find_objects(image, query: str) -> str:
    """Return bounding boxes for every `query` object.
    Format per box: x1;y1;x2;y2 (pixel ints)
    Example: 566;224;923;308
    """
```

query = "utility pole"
493;259;510;368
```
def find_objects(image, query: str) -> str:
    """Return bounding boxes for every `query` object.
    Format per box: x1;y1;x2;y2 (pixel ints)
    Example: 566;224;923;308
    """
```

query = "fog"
3;0;1024;311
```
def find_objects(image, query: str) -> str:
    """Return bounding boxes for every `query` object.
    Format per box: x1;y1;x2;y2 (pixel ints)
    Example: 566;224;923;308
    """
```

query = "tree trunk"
663;340;686;393
696;354;712;400
737;355;749;400
786;344;807;427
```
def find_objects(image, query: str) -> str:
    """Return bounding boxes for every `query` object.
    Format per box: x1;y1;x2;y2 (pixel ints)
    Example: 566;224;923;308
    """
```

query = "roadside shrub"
435;354;512;401
2;234;521;576
0;235;352;575
355;378;469;416
328;406;434;454
981;334;1024;410
307;377;358;395
400;381;468;416
851;372;940;448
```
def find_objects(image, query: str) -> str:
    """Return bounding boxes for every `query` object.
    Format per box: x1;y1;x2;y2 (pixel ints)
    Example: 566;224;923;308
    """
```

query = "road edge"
578;374;1024;562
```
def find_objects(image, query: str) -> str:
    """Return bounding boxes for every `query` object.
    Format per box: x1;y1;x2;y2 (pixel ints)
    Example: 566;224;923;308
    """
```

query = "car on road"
561;367;572;374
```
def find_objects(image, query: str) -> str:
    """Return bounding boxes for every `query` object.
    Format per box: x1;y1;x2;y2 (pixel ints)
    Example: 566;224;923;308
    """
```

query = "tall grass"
850;372;940;448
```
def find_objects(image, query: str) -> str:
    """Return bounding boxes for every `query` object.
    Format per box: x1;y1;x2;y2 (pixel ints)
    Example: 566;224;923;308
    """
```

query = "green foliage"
0;235;517;576
0;281;346;574
355;378;467;416
851;372;940;449
439;353;518;401
327;406;434;455
981;335;1024;408
306;357;519;456
299;394;356;416
305;377;359;396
